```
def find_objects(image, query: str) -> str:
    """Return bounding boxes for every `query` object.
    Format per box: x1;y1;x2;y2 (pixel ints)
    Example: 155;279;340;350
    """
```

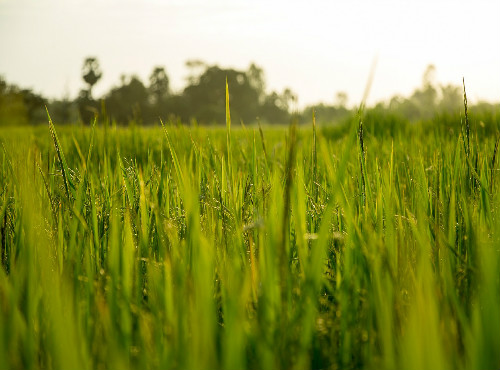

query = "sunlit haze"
1;0;499;107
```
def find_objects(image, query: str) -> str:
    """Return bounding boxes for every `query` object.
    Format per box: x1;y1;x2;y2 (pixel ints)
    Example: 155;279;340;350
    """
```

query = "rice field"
0;90;499;370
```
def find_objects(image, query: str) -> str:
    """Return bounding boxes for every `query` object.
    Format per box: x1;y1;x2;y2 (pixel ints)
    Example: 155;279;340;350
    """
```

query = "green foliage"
0;99;499;369
104;75;149;125
183;65;260;124
149;66;170;104
0;77;46;126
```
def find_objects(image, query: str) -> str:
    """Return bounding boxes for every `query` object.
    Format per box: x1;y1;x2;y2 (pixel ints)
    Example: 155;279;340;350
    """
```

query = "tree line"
0;58;297;126
0;60;498;127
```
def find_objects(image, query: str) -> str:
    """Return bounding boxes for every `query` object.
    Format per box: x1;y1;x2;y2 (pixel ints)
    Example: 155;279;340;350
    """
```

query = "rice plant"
0;87;499;370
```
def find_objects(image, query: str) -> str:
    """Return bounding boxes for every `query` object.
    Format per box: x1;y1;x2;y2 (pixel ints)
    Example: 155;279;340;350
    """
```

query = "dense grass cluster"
0;91;499;369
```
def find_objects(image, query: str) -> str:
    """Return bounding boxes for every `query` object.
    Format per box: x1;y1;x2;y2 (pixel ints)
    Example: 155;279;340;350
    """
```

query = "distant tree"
183;65;261;124
439;84;461;114
76;89;98;124
82;57;102;99
280;88;297;112
258;88;297;124
149;66;169;104
0;79;27;126
247;63;266;103
413;64;438;118
0;79;46;125
0;77;6;95
335;91;348;108
185;60;207;85
105;75;149;124
20;89;46;122
260;92;290;124
422;64;436;87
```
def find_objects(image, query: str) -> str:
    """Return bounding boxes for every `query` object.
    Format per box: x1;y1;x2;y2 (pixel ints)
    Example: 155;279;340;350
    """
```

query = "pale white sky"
0;0;499;107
